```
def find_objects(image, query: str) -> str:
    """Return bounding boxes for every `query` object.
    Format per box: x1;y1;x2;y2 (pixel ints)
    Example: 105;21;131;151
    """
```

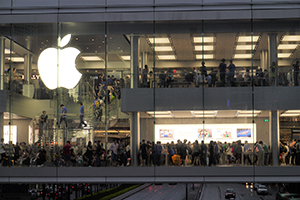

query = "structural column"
24;54;32;84
142;52;149;68
260;50;268;71
268;33;278;86
269;111;279;166
130;35;140;166
0;37;5;90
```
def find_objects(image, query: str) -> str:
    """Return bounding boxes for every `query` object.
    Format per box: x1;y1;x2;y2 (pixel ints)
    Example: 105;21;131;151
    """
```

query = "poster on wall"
3;125;17;144
237;128;252;137
155;124;256;144
159;129;174;139
217;129;232;138
198;129;212;138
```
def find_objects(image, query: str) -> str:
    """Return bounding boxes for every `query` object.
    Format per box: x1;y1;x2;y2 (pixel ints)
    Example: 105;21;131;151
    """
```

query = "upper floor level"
1;0;300;23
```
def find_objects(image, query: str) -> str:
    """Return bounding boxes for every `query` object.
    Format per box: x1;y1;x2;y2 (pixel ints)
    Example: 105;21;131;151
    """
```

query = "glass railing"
137;70;299;88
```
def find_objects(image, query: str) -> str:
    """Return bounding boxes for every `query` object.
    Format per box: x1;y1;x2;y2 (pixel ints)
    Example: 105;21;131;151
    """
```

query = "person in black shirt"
140;139;148;166
219;58;227;86
39;111;48;142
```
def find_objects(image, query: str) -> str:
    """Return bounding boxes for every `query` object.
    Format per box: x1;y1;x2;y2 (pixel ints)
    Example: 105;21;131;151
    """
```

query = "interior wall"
4;119;32;144
140;117;270;145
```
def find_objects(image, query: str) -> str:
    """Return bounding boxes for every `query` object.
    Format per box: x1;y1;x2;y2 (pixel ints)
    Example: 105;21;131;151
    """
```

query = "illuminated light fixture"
195;115;215;118
237;36;259;43
193;37;215;43
5;48;15;54
81;56;102;61
236;45;255;50
278;53;291;58
192;111;215;115
120;56;130;61
238;110;261;114
195;54;214;59
237;114;256;117
157;55;176;60
6;57;24;62
194;46;214;51
154;46;173;51
282;35;300;41
37;34;82;90
147;111;171;115
153;115;173;118
148;38;170;44
234;54;252;59
280;113;300;117
278;44;298;50
285;110;300;113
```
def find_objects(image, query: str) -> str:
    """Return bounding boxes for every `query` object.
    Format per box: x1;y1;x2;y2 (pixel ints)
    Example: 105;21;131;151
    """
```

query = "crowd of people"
1;137;300;167
139;139;272;167
142;59;300;88
0;138;131;167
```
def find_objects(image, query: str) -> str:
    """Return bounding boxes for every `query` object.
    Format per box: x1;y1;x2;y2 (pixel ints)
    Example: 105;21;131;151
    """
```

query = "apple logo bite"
38;34;82;90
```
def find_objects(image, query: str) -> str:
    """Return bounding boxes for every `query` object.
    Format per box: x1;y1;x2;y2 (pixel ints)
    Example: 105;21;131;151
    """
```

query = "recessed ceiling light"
278;53;291;58
237;36;259;42
5;57;24;62
281;113;300;117
147;111;171;115
196;54;214;59
237;114;257;117
154;46;173;51
194;115;215;118
194;46;214;51
120;56;130;61
148;38;170;44
157;55;176;60
238;110;261;114
193;37;215;43
282;35;300;41
234;54;252;59
278;44;298;50
81;56;102;61
236;45;255;50
285;110;300;113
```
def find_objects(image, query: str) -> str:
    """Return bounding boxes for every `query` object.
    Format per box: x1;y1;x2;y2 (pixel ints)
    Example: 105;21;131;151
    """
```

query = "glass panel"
59;22;105;166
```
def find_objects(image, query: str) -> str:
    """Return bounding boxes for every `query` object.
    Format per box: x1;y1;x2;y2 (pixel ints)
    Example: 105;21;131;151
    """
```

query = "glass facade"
1;18;300;169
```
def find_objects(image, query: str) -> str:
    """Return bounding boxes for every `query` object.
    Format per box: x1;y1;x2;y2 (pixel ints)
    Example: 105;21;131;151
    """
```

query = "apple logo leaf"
60;34;71;48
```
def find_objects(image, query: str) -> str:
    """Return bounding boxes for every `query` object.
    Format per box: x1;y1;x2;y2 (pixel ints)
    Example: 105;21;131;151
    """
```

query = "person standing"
39;111;48;141
140;139;148;166
293;61;299;86
89;96;103;121
59;104;68;128
270;61;276;86
63;141;71;167
109;140;119;166
78;102;87;128
142;65;149;88
228;60;236;86
154;141;162;166
219;58;226;86
0;138;5;166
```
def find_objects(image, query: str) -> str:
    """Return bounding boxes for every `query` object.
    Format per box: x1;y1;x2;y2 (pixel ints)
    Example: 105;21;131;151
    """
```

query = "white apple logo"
38;34;82;90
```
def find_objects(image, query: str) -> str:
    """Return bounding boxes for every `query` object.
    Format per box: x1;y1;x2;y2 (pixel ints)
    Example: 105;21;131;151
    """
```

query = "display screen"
155;124;256;144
